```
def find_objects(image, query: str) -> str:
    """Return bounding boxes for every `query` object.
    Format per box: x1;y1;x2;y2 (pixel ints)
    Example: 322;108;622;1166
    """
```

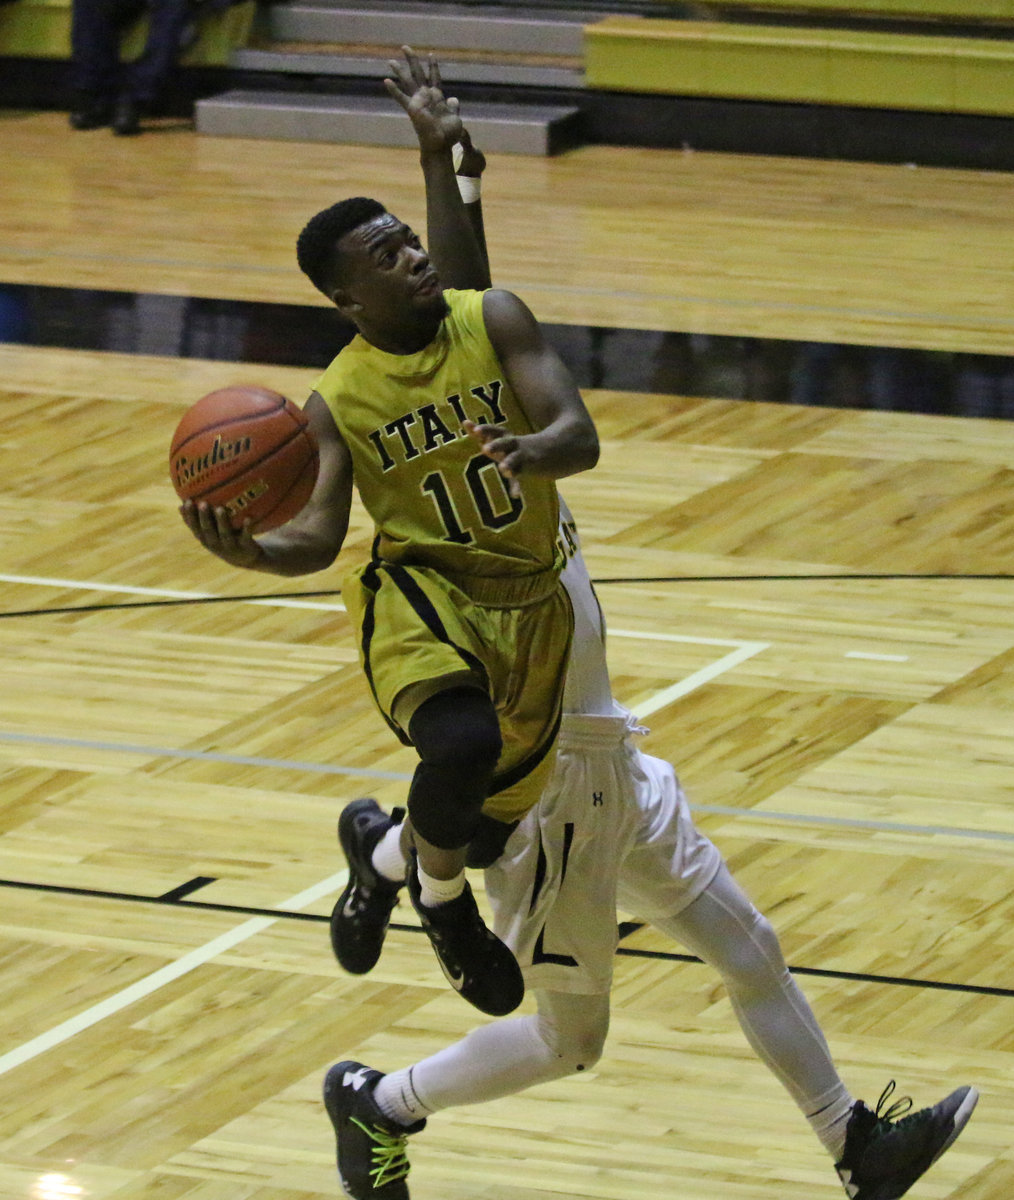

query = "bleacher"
1;0;1011;161
686;1;1014;19
585;10;1014;116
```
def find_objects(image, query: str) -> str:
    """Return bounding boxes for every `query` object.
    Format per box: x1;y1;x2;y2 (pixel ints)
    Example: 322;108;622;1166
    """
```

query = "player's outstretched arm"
469;290;598;495
453;128;490;281
180;393;354;576
385;46;491;290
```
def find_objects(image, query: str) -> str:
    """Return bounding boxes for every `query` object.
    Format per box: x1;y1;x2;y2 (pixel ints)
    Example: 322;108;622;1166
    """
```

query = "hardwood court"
0;111;1012;1200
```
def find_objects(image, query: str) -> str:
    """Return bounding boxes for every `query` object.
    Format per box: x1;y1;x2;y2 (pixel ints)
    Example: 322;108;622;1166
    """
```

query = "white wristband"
456;174;481;204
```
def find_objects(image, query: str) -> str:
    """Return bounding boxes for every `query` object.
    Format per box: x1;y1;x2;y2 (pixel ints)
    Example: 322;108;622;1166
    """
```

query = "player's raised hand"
384;45;463;154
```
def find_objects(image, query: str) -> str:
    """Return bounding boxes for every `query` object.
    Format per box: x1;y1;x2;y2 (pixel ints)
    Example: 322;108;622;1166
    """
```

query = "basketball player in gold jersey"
180;79;599;1019
317;48;978;1200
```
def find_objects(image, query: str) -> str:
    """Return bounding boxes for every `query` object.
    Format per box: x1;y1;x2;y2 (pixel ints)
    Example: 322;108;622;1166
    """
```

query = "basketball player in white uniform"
321;50;978;1200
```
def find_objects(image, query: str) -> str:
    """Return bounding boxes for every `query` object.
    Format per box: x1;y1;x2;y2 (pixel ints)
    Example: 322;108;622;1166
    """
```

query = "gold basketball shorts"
343;558;573;824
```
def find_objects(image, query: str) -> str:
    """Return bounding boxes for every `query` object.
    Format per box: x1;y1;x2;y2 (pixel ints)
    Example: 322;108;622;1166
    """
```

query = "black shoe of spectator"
112;95;142;136
69;98;112;130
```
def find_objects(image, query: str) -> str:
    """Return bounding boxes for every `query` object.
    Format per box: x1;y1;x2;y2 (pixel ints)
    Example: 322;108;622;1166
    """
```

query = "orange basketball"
170;386;319;533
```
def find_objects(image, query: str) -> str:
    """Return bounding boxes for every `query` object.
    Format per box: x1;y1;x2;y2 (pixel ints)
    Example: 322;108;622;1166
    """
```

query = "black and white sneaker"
407;857;524;1016
331;799;405;974
835;1080;978;1199
323;1060;424;1200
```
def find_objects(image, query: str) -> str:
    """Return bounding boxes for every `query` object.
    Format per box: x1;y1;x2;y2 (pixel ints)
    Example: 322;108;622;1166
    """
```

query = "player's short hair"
296;197;388;298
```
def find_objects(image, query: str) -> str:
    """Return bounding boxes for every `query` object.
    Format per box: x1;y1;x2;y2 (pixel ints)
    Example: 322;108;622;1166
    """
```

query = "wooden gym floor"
0;108;1012;1200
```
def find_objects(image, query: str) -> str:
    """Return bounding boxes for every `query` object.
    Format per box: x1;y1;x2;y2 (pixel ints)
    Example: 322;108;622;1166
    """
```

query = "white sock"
806;1086;856;1160
417;866;465;909
373;1065;432;1125
371;824;407;883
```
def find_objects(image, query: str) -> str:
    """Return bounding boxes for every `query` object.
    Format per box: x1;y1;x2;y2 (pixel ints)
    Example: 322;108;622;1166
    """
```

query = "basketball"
169;386;320;533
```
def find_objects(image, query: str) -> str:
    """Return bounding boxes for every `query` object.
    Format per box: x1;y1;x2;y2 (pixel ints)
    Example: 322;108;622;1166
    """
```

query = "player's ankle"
372;823;409;882
416;866;465;908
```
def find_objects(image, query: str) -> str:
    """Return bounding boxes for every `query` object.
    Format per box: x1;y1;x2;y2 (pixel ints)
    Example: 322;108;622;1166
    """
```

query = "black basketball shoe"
330;799;405;974
323;1060;425;1200
406;856;524;1016
835;1080;978;1199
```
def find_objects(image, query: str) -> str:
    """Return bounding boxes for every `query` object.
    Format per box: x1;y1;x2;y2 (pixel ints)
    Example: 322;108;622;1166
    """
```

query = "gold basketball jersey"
314;289;562;585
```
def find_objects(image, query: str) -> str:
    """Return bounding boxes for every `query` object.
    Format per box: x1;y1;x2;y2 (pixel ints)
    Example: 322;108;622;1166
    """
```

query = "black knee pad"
407;687;502;850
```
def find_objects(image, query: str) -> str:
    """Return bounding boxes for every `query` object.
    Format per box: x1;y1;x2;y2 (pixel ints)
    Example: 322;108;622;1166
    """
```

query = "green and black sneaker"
835;1080;978;1200
323;1060;425;1200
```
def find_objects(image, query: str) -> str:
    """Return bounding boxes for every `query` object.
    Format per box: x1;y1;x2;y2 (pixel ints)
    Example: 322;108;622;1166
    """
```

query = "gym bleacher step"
229;44;583;90
194;90;583;154
261;0;596;56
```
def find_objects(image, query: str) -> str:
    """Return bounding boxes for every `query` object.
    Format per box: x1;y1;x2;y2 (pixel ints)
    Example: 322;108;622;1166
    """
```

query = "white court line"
0;870;347;1078
846;651;910;662
0;573;346;613
630;642;769;719
0;572;769;706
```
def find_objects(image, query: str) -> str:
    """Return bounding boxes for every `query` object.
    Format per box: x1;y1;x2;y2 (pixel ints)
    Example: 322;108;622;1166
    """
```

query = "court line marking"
0;573;347;612
627;642;769;719
0;730;414;781
3;729;1009;843
0;870;347;1079
846;650;910;662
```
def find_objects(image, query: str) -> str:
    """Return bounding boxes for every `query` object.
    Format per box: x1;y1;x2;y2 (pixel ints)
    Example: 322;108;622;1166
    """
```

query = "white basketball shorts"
484;706;722;995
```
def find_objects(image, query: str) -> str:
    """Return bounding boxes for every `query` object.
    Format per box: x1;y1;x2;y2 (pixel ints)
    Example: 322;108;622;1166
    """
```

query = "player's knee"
536;1010;608;1074
407;688;503;849
716;911;786;993
409;687;502;773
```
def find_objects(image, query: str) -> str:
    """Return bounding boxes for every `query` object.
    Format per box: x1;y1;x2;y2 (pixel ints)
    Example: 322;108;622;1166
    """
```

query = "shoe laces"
350;1116;411;1188
874;1081;913;1123
866;1079;936;1141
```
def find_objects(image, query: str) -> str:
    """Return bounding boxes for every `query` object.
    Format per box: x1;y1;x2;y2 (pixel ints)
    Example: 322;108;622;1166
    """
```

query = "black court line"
0;571;1012;622
2;876;1010;1001
0;590;348;620
157;876;217;902
613;945;1014;999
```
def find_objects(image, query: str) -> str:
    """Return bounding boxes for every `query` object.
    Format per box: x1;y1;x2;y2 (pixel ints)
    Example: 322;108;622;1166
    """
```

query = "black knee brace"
406;687;503;850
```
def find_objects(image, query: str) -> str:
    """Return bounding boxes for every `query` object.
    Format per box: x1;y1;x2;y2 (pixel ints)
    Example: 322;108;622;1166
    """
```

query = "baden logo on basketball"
169;385;320;534
171;434;254;488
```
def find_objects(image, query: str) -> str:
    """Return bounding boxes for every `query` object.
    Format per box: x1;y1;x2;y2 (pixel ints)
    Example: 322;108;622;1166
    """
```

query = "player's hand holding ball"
171;385;319;566
179;495;265;568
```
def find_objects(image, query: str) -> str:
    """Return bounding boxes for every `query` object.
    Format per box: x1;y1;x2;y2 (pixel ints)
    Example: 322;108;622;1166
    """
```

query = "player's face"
334;214;446;327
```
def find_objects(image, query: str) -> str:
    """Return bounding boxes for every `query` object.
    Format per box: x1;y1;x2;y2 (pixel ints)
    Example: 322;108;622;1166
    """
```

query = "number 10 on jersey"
421;453;525;544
